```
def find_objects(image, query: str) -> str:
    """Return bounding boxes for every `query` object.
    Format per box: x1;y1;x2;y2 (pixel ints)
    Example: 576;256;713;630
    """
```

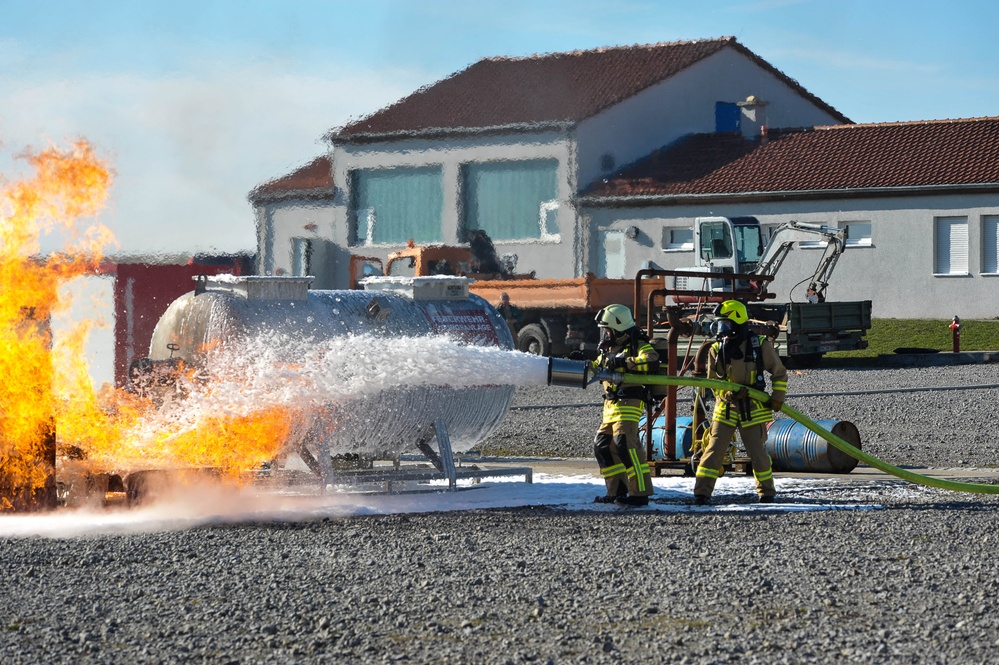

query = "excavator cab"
695;216;764;274
693;217;765;296
730;216;765;272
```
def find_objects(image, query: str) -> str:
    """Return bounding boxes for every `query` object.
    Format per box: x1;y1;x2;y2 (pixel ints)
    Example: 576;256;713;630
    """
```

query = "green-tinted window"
351;166;443;245
699;221;732;260
463;159;558;241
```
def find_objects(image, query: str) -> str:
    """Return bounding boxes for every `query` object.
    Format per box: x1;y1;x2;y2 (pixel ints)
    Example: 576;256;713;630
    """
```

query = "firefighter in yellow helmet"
693;300;788;505
591;304;659;507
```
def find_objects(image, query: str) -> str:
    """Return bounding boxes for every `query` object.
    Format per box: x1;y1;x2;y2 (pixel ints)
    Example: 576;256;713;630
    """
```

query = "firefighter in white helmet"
693;299;788;505
591;304;658;507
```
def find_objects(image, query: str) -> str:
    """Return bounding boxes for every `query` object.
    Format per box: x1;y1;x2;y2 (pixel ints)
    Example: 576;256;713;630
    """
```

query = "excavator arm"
752;221;847;301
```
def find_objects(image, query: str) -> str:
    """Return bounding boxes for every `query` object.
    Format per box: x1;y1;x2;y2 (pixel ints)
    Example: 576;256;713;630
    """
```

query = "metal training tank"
142;275;516;463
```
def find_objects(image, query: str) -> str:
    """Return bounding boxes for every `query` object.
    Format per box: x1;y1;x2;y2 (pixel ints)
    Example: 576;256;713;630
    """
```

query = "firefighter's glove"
725;387;749;403
604;353;629;372
767;395;784;412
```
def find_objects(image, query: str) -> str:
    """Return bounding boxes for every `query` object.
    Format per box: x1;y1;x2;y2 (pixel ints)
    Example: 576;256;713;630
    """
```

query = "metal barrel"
147;276;516;456
641;414;693;460
766;418;861;473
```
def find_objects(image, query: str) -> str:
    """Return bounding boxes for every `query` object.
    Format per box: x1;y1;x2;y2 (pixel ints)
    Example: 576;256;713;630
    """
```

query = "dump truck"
349;242;656;357
350;215;869;364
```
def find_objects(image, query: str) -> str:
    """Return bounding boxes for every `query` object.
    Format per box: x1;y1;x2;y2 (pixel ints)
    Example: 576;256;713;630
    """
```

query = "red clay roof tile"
249;155;332;202
582;117;999;199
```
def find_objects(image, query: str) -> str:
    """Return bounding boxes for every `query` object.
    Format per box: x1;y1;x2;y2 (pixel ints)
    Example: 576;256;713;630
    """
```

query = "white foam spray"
123;332;553;457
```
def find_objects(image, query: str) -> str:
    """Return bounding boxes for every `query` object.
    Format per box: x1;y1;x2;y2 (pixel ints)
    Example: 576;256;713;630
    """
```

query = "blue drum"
641;414;694;460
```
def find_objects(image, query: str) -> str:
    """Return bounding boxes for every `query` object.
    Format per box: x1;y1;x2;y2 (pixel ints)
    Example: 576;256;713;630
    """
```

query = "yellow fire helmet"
717;299;749;325
594;303;635;332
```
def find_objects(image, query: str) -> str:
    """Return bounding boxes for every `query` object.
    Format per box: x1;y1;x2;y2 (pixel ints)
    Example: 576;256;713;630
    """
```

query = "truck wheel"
517;324;551;356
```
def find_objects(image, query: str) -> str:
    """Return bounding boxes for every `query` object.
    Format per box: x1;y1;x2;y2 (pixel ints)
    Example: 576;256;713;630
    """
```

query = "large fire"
1;141;291;511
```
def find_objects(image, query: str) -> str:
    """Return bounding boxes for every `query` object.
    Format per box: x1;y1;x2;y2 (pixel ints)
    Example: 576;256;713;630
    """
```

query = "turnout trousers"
693;420;775;499
594;418;653;498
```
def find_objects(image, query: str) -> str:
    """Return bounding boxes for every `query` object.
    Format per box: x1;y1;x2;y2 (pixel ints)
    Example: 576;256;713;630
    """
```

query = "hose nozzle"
547;357;620;389
547;357;589;389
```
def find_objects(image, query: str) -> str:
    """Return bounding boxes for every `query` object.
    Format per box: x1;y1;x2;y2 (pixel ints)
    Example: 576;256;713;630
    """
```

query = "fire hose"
631;373;999;495
554;360;999;495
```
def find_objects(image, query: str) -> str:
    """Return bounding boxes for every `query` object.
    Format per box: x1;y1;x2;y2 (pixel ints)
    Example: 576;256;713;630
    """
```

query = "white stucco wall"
575;47;845;189
329;132;582;286
256;199;336;286
581;193;999;319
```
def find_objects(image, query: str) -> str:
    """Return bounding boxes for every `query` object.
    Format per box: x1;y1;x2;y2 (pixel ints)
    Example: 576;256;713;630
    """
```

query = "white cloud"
0;60;417;256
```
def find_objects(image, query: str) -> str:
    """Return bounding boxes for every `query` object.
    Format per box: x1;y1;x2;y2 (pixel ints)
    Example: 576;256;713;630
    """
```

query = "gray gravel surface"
3;361;999;664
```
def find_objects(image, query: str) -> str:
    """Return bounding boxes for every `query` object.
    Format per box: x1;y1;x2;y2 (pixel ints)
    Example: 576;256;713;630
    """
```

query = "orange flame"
2;141;295;510
1;141;111;509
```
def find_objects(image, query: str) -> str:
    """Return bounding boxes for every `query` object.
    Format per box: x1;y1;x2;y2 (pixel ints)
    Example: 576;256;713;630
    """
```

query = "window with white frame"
759;221;823;249
982;215;999;274
540;200;560;239
843;221;872;247
662;226;693;251
934;216;969;275
760;223;782;246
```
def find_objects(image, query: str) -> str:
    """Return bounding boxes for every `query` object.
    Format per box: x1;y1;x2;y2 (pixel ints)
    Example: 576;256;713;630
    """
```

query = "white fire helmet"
595;304;635;333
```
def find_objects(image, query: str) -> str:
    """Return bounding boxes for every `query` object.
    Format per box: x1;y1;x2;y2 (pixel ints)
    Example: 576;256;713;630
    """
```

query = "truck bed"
470;274;647;312
787;300;872;332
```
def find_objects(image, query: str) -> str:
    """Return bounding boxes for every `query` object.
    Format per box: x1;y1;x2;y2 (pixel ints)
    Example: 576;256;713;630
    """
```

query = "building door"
599;230;626;278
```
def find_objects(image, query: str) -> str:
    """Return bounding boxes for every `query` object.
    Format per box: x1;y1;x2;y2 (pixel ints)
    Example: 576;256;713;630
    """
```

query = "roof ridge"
815;116;999;130
331;37;760;140
483;37;736;63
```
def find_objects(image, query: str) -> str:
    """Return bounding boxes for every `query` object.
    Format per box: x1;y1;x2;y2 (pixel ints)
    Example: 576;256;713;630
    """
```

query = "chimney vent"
737;95;769;140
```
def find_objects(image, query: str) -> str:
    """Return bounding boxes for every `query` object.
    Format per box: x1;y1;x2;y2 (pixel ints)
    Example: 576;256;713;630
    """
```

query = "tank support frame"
310;420;533;493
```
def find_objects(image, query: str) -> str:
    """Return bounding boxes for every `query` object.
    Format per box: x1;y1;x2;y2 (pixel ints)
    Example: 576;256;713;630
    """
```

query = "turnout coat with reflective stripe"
708;336;787;427
597;338;659;423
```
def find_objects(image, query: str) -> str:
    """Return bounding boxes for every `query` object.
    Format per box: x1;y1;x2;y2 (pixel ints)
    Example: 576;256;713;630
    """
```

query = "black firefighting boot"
615;495;650;507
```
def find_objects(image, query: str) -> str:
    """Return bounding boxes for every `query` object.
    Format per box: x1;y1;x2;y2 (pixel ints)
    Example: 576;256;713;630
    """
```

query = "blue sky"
2;0;997;256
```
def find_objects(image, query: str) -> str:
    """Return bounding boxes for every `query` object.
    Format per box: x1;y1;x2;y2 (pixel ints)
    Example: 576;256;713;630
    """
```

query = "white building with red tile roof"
250;37;999;318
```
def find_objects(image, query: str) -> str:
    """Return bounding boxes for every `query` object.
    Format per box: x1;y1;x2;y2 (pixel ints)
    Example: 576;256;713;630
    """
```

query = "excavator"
638;215;871;375
679;216;848;304
753;220;846;302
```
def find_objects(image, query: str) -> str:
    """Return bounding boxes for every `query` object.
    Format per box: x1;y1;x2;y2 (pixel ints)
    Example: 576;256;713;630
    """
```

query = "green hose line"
619;372;999;495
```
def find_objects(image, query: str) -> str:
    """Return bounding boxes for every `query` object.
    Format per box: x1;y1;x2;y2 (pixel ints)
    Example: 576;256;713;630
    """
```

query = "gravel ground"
3;361;999;664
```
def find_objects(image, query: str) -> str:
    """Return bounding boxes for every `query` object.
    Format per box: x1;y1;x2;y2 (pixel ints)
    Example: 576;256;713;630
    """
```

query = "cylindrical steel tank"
766;418;861;474
146;275;515;457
